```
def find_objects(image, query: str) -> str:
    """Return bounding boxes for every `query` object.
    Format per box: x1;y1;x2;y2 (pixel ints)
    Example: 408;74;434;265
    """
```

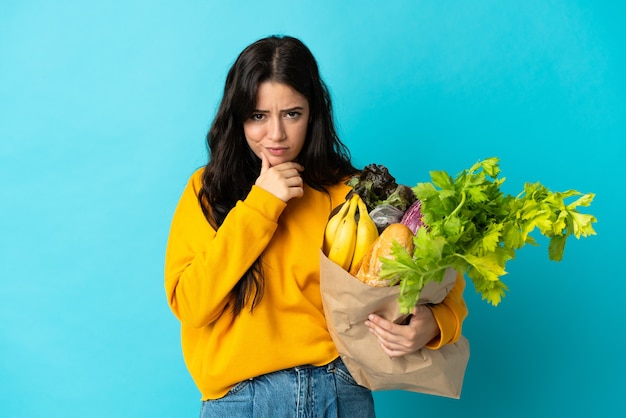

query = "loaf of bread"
351;223;415;287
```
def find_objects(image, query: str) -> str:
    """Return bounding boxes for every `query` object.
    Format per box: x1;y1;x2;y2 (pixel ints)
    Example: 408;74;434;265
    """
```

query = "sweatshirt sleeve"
164;171;286;328
425;272;468;349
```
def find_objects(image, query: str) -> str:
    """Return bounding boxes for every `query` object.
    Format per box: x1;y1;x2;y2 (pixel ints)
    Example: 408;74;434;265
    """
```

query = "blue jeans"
199;357;375;418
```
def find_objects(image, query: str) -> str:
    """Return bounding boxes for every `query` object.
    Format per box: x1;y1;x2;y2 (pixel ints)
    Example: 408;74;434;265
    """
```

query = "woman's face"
243;81;310;166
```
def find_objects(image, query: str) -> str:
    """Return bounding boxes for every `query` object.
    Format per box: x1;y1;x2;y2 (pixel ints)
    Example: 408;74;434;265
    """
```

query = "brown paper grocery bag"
319;251;470;398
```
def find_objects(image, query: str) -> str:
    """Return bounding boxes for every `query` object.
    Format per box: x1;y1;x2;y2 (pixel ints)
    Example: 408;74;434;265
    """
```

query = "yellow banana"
327;194;359;270
349;196;380;275
323;197;352;254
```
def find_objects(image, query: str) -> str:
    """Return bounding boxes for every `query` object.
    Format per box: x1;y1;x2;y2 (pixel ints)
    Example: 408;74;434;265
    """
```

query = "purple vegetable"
401;200;424;234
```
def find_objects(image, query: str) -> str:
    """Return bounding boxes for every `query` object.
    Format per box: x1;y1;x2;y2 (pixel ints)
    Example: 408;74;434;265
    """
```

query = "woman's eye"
251;113;265;121
286;111;301;119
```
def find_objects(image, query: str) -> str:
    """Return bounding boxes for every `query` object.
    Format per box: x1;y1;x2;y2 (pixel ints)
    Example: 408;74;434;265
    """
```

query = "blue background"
1;1;624;417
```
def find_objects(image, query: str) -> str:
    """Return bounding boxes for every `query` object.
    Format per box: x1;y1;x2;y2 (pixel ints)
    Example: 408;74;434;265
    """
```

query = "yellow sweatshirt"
164;169;468;400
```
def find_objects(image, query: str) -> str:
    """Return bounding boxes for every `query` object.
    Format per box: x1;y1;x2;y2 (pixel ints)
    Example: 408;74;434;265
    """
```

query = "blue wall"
1;1;624;417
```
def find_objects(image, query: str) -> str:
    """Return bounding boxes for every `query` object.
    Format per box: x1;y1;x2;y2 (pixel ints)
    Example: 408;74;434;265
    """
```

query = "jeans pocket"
203;378;252;404
225;378;252;396
199;379;254;418
331;359;367;389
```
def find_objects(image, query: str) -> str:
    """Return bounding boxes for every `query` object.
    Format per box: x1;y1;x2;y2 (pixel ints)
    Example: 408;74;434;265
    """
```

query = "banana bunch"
323;193;379;272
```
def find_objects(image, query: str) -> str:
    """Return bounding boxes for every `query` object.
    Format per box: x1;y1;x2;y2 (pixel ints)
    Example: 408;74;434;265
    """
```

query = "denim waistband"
291;356;342;373
200;356;374;417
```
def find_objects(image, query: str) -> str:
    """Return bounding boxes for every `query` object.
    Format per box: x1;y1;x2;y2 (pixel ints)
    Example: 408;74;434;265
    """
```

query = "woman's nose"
267;117;286;141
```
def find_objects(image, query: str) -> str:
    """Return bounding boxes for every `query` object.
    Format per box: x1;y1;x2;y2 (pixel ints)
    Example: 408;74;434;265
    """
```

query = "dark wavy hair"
198;35;357;317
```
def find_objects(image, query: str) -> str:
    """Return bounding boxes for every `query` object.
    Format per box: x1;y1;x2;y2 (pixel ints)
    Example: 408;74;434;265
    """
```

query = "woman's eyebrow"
252;106;306;113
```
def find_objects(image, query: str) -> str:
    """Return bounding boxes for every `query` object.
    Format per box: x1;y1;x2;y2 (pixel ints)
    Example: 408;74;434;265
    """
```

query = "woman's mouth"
266;147;288;156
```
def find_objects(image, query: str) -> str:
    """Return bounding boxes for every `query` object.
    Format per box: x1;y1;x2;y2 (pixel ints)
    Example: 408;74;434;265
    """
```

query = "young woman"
164;35;468;417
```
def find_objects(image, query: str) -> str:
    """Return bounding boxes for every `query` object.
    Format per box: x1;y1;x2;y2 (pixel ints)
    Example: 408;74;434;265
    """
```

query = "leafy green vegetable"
379;157;597;313
380;184;416;212
346;164;416;212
